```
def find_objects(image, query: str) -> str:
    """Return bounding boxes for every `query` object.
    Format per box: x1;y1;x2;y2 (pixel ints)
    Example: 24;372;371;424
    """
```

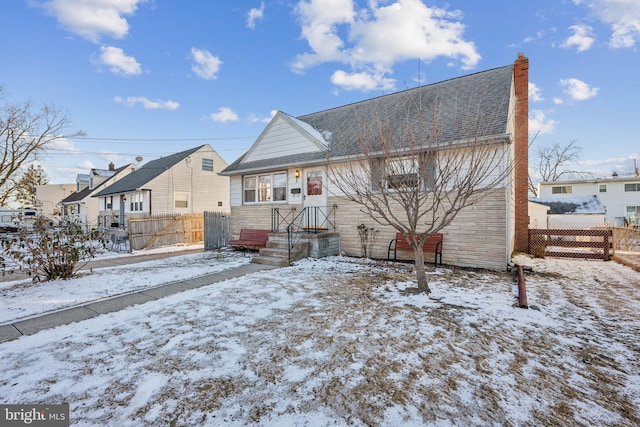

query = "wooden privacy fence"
204;211;230;250
128;213;204;251
529;229;613;261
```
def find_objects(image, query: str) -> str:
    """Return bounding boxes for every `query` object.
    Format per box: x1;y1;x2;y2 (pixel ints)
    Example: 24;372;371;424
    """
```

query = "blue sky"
2;0;639;184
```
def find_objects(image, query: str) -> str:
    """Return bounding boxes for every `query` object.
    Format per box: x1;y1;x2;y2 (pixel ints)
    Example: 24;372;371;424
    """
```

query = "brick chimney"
109;162;115;171
513;53;529;253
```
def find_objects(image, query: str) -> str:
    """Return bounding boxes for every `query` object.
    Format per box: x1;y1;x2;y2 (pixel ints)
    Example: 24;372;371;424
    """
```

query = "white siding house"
538;174;640;226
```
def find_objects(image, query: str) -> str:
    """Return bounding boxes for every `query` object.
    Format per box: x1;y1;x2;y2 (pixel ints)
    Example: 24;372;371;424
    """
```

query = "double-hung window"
624;183;640;192
175;192;189;208
130;193;143;212
244;172;287;203
372;154;435;192
551;186;572;194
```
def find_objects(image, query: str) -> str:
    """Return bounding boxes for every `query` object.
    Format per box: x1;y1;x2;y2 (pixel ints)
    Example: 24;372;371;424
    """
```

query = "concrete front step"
252;240;309;266
251;255;292;267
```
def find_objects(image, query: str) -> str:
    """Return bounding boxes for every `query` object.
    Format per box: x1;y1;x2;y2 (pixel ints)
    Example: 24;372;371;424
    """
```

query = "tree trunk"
413;247;431;294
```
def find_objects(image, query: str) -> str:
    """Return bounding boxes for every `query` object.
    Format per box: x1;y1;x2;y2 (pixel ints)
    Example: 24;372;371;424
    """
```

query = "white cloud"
330;69;396;92
529;109;558;135
48;136;82;154
190;48;222;80
560;24;595;52
576;154;640;177
93;46;142;77
99;150;123;163
559;78;599;101
247;2;265;29
113;96;180;110
248;110;277;124
292;0;480;91
529;82;544;102
209;107;239;123
522;30;546;44
581;0;640;48
36;0;146;43
77;160;96;171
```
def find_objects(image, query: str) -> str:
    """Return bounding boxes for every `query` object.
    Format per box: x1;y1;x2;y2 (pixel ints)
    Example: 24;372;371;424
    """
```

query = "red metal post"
517;264;528;309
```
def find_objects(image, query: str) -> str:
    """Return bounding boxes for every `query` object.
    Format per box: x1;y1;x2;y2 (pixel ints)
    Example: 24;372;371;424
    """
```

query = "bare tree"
528;140;593;197
0;87;80;206
329;100;515;294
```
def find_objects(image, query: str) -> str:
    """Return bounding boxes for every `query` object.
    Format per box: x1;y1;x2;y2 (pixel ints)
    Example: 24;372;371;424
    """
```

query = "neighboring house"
530;195;606;229
220;54;530;270
538;173;640;226
93;144;229;227
60;162;137;230
76;174;90;192
528;201;551;229
35;183;76;218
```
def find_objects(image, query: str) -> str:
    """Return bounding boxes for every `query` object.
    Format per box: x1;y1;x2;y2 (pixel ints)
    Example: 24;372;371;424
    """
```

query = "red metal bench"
229;229;271;250
388;232;443;266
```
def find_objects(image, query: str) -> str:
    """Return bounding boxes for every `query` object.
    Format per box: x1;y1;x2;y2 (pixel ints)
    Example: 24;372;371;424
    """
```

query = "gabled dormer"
241;111;329;164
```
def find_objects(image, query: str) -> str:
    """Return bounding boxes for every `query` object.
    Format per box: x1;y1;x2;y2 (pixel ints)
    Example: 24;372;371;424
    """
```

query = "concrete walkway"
0;258;277;343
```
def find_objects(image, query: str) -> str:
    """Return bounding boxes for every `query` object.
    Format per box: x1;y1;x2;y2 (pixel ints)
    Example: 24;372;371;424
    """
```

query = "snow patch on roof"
531;195;605;214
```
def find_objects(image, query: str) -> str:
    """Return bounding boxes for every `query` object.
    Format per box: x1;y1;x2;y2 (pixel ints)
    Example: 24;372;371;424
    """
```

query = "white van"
0;208;39;231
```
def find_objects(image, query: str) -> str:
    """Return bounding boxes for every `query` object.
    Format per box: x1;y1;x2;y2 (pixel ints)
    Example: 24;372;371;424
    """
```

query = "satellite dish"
135;156;143;163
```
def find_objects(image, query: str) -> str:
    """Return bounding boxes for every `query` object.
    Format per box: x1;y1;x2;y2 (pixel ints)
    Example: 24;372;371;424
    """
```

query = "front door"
304;168;328;230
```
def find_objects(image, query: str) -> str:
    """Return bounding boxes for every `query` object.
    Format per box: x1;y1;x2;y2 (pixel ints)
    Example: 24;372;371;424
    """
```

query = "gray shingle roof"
222;64;514;175
61;186;92;204
94;145;205;197
532;195;606;214
64;164;134;203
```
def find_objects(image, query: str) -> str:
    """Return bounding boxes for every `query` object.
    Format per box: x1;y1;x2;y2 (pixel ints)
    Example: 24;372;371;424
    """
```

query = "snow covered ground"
1;251;639;426
0;247;251;323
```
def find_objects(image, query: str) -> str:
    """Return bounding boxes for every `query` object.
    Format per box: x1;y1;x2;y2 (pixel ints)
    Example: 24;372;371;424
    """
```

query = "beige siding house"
220;55;530;270
35;183;76;218
93;145;229;227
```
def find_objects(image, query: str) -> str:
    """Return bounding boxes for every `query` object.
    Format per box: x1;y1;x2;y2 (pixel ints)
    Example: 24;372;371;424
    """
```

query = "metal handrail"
271;207;297;232
285;205;337;260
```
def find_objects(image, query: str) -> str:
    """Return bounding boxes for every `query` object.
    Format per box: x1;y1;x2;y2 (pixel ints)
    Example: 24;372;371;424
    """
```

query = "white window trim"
174;192;190;209
624;183;640;192
551;185;572;194
243;171;288;204
372;155;435;193
202;158;214;172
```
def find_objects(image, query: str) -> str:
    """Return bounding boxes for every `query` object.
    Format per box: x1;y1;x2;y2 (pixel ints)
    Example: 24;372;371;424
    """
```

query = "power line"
70;136;256;142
